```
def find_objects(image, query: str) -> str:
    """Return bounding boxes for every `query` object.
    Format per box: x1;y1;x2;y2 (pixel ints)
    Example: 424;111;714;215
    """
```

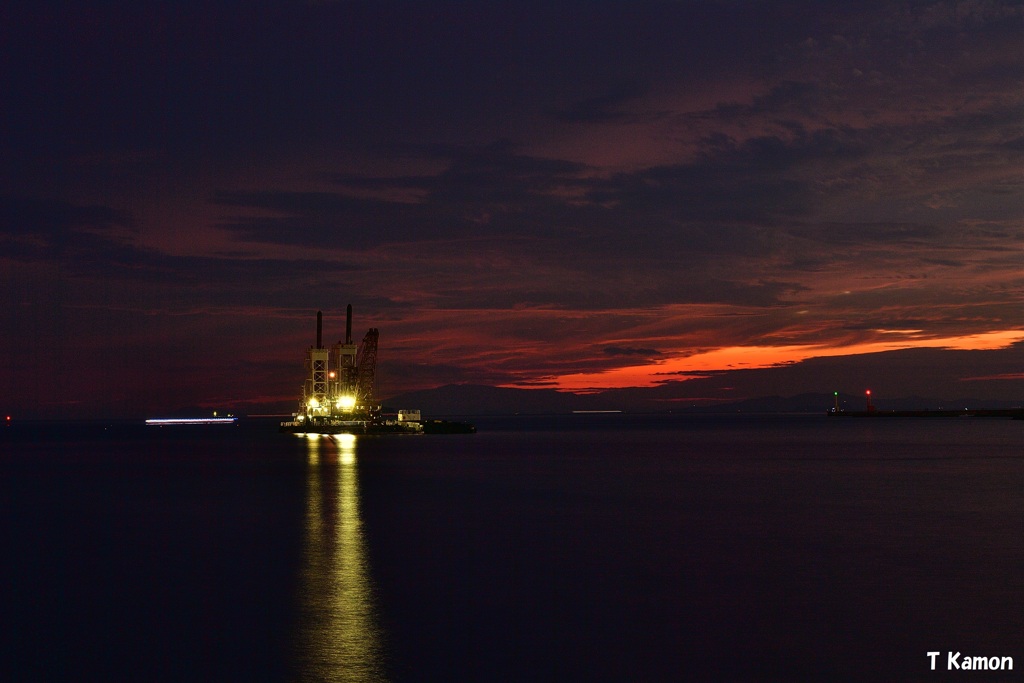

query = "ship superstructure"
280;307;422;434
303;306;375;417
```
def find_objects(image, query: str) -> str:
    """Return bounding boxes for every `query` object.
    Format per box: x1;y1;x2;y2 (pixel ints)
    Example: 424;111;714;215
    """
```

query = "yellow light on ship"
308;397;320;409
337;394;356;410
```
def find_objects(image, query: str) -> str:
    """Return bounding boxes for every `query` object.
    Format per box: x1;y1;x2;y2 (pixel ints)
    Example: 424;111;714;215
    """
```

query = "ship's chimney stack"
346;304;353;344
316;310;323;349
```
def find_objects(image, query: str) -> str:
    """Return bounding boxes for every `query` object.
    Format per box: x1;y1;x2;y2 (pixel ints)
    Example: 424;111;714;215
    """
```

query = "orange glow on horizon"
543;330;1024;391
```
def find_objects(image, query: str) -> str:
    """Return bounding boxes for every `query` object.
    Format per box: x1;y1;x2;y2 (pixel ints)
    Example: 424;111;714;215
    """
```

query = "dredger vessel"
279;307;474;435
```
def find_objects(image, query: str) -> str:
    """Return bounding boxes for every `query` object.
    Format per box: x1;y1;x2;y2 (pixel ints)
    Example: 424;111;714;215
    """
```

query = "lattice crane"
355;328;379;405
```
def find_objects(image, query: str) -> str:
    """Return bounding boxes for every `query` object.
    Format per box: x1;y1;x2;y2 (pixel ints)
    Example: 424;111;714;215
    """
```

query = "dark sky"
4;1;1024;417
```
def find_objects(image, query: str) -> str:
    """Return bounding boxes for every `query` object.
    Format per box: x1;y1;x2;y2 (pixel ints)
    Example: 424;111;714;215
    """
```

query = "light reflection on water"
294;434;387;682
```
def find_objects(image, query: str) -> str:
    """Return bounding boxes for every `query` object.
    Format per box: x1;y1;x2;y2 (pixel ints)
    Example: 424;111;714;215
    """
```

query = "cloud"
552;80;649;122
0;195;370;315
0;196;133;258
669;342;1024;403
603;346;662;357
6;1;1024;416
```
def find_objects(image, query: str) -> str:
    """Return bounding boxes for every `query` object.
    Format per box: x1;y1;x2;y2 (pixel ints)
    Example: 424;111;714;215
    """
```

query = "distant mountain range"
383;384;1024;417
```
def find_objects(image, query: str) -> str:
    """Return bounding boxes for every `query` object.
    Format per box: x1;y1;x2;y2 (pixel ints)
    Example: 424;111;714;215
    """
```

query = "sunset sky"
3;1;1024;417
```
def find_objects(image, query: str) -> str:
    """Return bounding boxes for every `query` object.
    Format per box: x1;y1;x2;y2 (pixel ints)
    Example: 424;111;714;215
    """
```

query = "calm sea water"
2;414;1022;681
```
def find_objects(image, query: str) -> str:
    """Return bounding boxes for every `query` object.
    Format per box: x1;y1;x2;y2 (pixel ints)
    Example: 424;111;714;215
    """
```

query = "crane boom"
355;328;379;404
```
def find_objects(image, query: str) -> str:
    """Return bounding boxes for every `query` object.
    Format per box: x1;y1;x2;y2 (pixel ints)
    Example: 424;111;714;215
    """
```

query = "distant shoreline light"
145;417;238;425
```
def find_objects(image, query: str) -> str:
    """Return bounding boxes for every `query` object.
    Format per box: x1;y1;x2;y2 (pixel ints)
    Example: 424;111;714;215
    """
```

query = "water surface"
2;415;1021;680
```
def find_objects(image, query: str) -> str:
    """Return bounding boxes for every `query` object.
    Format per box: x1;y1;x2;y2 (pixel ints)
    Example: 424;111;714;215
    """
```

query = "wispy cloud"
547;330;1024;391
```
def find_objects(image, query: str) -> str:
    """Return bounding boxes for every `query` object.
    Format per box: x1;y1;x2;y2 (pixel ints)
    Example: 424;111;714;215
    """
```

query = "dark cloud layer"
3;1;1024;416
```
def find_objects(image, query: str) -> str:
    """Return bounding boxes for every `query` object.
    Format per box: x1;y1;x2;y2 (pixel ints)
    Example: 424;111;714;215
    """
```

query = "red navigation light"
866;389;871;395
